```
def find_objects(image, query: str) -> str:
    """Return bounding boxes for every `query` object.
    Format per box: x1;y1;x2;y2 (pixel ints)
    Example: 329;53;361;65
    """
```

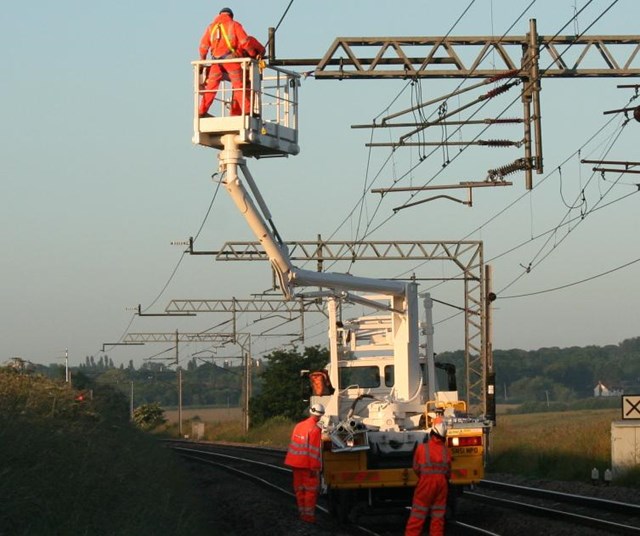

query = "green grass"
489;409;640;486
169;407;640;488
0;371;213;535
160;414;294;447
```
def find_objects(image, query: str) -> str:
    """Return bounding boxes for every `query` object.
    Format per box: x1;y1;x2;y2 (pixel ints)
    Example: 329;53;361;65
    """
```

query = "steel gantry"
124;331;253;432
269;20;640;191
192;238;490;416
164;297;325;344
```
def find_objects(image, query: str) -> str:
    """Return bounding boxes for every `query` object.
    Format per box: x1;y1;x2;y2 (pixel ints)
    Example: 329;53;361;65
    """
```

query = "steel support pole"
130;381;134;420
176;330;183;437
529;19;543;177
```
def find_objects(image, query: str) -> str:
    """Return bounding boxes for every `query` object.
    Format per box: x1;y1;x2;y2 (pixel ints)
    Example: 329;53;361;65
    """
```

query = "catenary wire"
500;255;640;299
260;1;627;353
399;103;631;292
348;0;538;244
360;0;600;234
103;176;224;354
142;176;223;313
256;0;635;356
346;0;625;292
496;113;630;294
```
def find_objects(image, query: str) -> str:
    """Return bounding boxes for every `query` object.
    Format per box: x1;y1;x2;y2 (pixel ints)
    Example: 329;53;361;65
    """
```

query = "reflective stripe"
417;468;448;475
409;509;427;520
284;417;323;470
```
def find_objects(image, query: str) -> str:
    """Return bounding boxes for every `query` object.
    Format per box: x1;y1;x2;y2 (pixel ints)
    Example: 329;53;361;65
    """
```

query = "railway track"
168;440;640;535
166;442;640;536
466;479;640;535
167;440;498;535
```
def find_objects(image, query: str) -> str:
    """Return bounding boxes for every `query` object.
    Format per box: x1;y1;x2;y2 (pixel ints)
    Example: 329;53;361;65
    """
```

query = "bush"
132;402;167;430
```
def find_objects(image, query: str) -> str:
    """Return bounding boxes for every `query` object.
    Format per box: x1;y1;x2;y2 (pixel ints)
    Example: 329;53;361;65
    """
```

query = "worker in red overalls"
284;403;325;524
405;418;451;536
229;35;265;116
198;7;252;117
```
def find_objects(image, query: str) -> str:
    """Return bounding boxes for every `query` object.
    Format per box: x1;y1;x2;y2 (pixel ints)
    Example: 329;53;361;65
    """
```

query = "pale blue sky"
1;1;639;368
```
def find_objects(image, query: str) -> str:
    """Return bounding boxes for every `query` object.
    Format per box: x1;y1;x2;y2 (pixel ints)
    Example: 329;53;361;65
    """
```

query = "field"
163;406;243;424
163;407;639;486
488;408;640;484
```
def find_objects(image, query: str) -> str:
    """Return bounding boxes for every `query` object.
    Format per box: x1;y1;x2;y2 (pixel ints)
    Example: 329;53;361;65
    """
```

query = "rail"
467;479;640;535
167;440;499;535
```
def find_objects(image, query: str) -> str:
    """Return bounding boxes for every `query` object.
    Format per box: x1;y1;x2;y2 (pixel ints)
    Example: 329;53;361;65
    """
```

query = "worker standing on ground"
405;418;451;536
284;403;325;524
198;7;251;117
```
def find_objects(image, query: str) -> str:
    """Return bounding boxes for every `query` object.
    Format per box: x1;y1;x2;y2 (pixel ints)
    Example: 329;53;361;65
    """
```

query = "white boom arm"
219;135;407;299
218;135;421;400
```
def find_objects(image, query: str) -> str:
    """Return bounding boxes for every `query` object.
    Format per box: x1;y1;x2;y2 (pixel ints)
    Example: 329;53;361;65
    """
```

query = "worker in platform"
198;7;254;117
284;403;325;524
229;34;266;116
405;418;451;536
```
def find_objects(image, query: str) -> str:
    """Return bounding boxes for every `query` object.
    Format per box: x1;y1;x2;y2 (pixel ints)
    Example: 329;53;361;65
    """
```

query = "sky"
1;1;639;370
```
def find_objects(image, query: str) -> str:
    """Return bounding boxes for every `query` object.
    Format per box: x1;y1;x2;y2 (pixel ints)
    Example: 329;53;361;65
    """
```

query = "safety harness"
210;22;236;58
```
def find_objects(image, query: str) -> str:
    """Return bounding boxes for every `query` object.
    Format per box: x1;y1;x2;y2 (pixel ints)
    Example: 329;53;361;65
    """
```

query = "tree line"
20;335;640;422
438;336;640;404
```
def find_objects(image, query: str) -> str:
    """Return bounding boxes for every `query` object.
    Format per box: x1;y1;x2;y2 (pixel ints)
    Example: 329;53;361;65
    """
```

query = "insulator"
478;139;519;147
488;69;520;83
486;158;530;181
485;81;519;99
485;118;523;125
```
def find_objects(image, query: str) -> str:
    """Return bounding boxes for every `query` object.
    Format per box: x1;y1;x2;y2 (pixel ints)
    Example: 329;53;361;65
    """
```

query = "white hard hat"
310;403;325;416
432;420;446;438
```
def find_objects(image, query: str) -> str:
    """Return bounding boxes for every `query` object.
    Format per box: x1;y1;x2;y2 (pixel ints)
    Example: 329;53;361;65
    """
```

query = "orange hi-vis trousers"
292;469;320;523
199;62;250;116
405;473;448;536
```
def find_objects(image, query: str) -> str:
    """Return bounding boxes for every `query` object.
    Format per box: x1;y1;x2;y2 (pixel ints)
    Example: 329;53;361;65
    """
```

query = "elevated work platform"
192;58;300;158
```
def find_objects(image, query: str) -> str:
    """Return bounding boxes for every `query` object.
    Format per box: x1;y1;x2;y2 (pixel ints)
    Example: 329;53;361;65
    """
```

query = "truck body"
308;296;490;520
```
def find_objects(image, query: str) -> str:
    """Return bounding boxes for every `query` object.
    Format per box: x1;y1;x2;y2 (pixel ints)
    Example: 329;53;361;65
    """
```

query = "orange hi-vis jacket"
405;435;451;536
238;36;265;59
199;13;249;60
284;416;322;470
413;436;450;479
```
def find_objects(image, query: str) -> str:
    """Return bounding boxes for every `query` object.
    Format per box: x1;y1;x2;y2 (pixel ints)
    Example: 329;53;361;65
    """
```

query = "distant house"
2;357;35;373
594;381;624;397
